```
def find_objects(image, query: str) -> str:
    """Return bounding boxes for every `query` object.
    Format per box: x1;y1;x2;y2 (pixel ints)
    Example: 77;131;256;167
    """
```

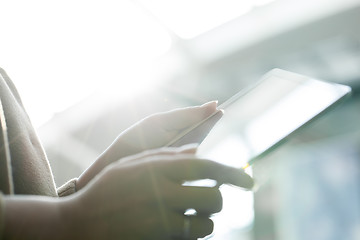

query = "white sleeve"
57;178;78;197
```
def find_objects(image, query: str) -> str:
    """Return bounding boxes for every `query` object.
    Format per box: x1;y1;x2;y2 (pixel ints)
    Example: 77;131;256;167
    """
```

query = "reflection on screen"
198;75;350;168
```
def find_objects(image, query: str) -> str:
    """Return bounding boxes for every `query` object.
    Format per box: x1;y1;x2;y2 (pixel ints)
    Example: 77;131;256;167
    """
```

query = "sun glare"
0;0;171;127
138;0;278;39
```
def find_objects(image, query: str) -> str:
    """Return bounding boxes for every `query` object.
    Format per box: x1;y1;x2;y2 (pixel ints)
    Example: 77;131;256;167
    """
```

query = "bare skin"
3;148;253;240
2;102;254;239
76;101;222;190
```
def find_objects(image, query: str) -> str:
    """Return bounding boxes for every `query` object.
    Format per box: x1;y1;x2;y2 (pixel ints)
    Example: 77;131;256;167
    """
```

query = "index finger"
152;156;254;190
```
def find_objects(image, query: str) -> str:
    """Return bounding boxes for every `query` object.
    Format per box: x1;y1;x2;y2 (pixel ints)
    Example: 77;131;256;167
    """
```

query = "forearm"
2;195;72;240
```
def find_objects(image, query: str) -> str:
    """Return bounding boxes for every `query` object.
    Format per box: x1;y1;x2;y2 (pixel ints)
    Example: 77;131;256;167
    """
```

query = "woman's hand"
77;101;223;190
3;147;252;240
101;101;221;162
65;147;253;240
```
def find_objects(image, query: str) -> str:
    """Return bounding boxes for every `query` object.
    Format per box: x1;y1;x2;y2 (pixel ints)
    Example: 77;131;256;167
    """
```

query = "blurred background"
1;0;360;239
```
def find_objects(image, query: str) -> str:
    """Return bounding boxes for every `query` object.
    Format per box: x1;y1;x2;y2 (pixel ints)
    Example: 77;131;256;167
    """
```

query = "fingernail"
251;181;260;192
178;143;199;152
244;175;255;190
201;100;218;107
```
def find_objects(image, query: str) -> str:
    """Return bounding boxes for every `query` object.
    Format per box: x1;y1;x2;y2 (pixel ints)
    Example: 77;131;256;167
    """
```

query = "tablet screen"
196;69;351;168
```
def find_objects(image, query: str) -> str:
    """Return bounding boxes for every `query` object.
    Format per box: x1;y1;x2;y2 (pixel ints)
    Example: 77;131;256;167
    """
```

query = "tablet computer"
166;68;352;168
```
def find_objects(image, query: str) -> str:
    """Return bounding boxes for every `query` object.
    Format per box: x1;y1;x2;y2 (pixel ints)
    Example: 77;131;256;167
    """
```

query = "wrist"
58;191;108;240
57;195;82;240
3;196;68;240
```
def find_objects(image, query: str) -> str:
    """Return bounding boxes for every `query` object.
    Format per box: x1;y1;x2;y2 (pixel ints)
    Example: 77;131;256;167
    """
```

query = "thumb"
168;110;223;147
153;101;219;131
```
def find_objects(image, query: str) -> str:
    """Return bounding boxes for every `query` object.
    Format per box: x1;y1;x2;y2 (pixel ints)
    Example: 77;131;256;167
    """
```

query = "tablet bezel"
166;68;352;166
